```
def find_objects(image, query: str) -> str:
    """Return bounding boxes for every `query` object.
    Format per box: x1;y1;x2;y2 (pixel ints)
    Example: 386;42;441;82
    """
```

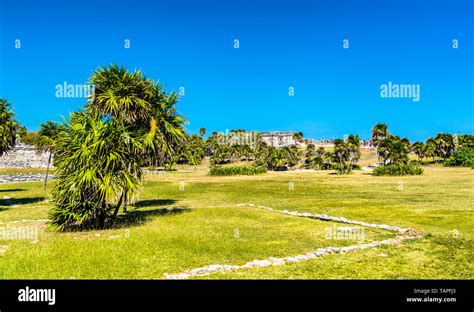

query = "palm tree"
389;138;410;164
90;66;185;213
50;65;187;230
50;112;144;230
35;121;62;189
412;142;426;163
346;135;361;170
143;90;186;169
269;147;288;170
332;139;347;173
378;136;410;165
292;132;303;144
199;127;206;137
87;65;152;122
371;123;390;162
433;133;455;161
424;140;436;163
0;98;18;156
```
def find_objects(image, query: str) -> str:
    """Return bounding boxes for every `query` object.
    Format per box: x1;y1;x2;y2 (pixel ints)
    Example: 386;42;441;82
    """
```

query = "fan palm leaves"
432;133;455;161
87;65;152;122
50;112;144;230
143;90;186;167
332;135;361;174
0;98;19;156
378;136;410;165
371;123;390;151
50;65;187;230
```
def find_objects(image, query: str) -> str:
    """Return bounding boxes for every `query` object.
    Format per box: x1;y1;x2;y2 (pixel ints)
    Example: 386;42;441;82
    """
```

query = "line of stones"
0;219;49;225
0;174;56;183
162;203;422;279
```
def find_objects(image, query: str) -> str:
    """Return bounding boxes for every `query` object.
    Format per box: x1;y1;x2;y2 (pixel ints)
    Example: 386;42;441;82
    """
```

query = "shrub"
351;164;361;170
372;163;423;176
444;147;474;167
320;163;333;170
209;166;267;176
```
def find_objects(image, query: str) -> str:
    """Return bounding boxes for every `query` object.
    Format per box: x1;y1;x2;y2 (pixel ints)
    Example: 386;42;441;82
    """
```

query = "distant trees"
371;124;410;165
292;132;304;144
0;98;19;156
332;135;361;174
304;144;326;169
209;130;257;165
411;142;426;163
173;134;205;168
255;144;300;171
432;133;455;161
378;136;411;165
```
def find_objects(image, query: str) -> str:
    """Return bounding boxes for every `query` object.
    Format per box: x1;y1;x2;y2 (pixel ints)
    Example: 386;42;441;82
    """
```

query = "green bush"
351;164;361;170
444;147;474;167
209;166;267;176
320;163;333;170
373;163;423;176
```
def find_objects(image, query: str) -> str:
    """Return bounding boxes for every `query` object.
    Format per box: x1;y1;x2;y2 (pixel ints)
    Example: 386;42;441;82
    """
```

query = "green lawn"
0;165;472;279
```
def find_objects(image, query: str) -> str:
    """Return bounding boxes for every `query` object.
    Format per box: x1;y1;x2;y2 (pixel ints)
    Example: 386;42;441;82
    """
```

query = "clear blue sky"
0;0;472;141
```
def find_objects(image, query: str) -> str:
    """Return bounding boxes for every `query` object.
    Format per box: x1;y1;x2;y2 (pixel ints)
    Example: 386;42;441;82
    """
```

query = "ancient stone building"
0;143;51;168
259;131;297;147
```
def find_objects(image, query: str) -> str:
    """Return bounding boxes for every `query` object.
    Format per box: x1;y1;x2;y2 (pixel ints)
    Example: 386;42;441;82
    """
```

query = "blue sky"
0;0;472;141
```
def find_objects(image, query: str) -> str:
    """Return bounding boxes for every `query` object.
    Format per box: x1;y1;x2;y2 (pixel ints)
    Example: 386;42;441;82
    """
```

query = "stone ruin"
0;143;52;168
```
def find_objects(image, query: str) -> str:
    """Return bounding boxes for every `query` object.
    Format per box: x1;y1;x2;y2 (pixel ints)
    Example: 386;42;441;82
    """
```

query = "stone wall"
0;144;52;168
0;174;55;183
259;131;297;147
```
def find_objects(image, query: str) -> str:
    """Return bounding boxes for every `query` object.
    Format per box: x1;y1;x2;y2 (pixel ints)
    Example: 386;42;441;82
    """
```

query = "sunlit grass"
0;165;472;279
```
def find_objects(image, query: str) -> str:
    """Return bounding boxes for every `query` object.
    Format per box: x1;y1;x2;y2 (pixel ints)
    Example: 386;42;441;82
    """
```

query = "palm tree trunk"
123;163;131;213
43;152;52;190
111;193;125;221
123;192;127;213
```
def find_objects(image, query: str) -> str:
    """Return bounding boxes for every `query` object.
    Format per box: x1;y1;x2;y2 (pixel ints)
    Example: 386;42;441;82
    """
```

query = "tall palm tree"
424;140;436;163
50;65;187;230
0;98;18;156
333;139;347;172
371;123;390;161
89;66;185;213
346;135;361;170
36;121;62;189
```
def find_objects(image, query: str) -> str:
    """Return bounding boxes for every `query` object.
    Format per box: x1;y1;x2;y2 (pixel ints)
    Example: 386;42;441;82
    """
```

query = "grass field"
0;164;472;279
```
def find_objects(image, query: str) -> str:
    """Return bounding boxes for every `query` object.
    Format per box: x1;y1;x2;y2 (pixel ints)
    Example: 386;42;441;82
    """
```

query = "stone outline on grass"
162;203;422;279
0;219;49;225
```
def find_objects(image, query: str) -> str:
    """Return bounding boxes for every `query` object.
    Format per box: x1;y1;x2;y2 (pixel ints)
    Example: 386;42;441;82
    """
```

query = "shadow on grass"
113;207;191;228
133;199;177;208
0;188;26;193
0;197;46;206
